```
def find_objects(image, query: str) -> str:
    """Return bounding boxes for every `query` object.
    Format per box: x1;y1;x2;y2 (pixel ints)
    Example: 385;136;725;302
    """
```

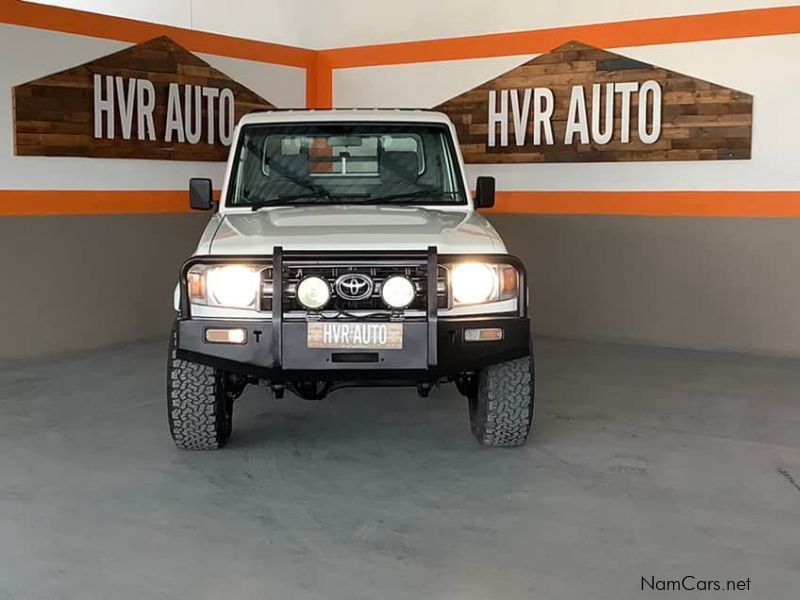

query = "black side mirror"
474;176;495;208
189;178;214;211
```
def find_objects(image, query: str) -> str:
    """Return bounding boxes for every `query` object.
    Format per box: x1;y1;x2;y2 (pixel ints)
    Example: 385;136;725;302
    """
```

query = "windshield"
226;122;467;208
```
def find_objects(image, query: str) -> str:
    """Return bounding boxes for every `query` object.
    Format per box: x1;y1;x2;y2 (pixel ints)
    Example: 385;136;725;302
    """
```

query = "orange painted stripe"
311;55;334;108
320;6;800;69
305;64;318;109
485;191;800;218
305;53;334;108
0;0;315;68
0;190;222;217
1;190;799;218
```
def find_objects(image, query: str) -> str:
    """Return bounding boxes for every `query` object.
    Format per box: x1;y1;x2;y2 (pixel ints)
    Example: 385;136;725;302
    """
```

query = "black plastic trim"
272;245;283;368
426;245;438;367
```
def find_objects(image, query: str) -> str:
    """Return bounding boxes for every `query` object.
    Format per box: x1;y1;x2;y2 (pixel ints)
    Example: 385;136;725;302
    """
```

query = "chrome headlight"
187;264;262;309
450;262;519;307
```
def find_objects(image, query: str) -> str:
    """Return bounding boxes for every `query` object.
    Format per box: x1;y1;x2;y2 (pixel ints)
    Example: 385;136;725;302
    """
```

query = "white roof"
238;109;454;126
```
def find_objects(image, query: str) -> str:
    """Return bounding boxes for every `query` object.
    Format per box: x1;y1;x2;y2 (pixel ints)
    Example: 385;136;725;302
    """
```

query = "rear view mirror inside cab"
328;136;364;147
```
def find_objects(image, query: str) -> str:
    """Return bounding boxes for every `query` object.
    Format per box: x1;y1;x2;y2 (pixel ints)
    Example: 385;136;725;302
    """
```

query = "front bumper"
177;316;530;382
176;246;530;383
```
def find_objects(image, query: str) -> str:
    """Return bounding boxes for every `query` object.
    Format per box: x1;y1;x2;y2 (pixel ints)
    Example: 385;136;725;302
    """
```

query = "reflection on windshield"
228;123;467;207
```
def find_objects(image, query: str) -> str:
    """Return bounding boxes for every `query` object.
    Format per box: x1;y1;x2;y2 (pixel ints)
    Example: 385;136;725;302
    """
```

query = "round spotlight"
451;263;497;305
381;275;415;309
296;276;330;310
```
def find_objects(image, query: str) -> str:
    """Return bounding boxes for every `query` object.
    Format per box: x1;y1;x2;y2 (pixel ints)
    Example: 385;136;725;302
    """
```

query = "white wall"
293;0;800;48
334;34;800;193
0;24;305;192
24;0;193;29
25;0;800;48
23;0;313;47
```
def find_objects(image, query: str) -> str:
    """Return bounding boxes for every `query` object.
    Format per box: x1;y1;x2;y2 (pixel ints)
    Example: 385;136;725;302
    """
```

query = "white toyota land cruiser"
169;109;534;449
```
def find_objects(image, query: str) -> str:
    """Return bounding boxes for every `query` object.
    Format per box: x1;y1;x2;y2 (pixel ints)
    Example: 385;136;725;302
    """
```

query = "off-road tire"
469;354;534;447
167;320;233;450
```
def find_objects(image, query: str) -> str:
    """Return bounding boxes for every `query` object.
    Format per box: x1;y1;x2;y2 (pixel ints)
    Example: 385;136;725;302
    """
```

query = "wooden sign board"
13;36;275;161
434;41;753;163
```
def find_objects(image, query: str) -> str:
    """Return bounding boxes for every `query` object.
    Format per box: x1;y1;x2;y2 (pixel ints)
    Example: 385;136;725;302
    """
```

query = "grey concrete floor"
0;338;798;600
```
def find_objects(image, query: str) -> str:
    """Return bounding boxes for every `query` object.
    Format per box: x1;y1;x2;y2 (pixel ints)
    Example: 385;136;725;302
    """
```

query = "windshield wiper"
248;194;370;211
361;190;463;205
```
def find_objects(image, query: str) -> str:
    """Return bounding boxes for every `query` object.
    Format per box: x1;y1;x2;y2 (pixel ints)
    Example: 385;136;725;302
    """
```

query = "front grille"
261;252;447;314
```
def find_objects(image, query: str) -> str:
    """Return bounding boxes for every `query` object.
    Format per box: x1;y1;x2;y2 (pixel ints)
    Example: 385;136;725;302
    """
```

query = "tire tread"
167;322;229;450
471;355;534;447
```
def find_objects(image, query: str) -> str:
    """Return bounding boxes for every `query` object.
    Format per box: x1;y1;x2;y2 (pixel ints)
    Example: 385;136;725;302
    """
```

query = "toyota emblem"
335;274;374;301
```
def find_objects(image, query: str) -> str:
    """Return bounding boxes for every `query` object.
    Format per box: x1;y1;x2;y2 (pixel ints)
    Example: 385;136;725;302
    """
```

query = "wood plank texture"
434;41;752;163
13;36;275;161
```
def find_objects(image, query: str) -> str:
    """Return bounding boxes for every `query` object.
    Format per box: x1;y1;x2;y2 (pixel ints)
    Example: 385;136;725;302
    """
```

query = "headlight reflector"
297;276;331;310
206;265;260;308
448;262;520;308
451;263;497;305
381;275;415;309
187;264;261;309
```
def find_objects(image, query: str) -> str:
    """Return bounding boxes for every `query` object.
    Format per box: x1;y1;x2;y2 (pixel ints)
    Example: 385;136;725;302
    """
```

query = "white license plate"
307;322;403;350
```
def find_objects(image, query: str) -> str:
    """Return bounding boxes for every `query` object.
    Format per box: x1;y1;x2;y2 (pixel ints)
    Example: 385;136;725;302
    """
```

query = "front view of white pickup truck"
169;110;534;450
